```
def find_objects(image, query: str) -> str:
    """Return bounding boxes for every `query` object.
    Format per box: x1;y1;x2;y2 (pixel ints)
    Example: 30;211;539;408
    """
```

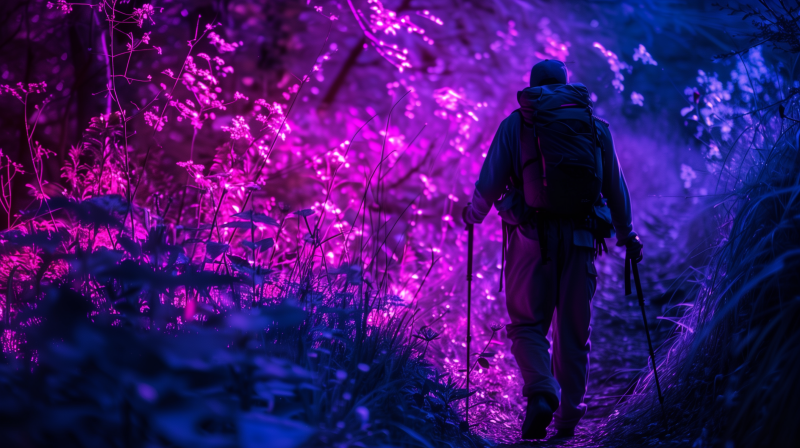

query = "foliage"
0;194;485;447
604;24;800;448
714;0;800;56
2;0;796;446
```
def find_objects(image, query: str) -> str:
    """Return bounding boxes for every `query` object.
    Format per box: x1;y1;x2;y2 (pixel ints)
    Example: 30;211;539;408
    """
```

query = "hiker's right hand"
625;235;643;263
462;203;479;227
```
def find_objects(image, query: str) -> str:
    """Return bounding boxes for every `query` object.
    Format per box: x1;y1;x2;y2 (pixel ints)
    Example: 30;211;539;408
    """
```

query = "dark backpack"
517;83;603;217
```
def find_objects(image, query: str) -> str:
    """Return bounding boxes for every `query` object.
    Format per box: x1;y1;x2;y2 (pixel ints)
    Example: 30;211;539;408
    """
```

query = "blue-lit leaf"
226;254;251;270
242;238;274;250
177;223;212;231
85;194;129;213
253;214;280;226
232;210;256;220
220;221;252;229
205;242;229;259
232;211;280;226
175;252;190;265
293;209;314;217
1;230;62;253
117;235;141;257
239;413;314;448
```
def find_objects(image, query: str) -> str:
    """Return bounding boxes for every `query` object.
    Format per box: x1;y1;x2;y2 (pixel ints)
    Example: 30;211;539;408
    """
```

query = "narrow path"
478;241;675;447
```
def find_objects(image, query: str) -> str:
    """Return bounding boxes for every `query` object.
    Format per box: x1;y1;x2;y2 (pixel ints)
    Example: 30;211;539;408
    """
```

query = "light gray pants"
505;219;597;429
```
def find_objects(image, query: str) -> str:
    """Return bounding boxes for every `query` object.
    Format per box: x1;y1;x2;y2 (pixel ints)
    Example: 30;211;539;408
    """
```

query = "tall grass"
0;198;484;448
604;40;800;447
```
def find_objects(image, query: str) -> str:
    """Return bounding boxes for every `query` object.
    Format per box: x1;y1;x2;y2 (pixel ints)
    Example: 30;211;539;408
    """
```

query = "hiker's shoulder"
497;110;522;133
502;109;522;124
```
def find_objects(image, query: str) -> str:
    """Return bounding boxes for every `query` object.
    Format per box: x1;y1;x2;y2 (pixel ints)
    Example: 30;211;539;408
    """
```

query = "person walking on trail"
461;59;644;440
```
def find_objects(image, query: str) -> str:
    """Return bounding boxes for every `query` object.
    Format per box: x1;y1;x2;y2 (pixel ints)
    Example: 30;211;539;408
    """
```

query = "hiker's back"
517;83;603;217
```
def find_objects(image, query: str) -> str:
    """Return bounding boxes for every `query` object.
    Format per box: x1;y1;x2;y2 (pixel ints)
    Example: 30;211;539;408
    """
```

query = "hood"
517;83;592;124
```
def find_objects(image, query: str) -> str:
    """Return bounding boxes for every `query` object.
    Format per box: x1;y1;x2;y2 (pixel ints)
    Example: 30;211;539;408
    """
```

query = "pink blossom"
133;4;158;28
46;0;72;13
208;32;240;53
144;109;168;131
222;116;252;140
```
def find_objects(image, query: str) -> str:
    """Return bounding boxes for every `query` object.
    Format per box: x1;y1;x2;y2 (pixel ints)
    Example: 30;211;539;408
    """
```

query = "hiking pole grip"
465;223;474;428
631;261;666;416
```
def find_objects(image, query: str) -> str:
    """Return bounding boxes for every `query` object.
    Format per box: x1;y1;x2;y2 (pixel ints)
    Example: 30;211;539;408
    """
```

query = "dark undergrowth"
603;5;800;446
605;133;800;447
0;198;484;448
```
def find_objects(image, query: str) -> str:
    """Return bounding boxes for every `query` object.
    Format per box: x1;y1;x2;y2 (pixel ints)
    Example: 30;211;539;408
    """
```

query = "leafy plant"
605;22;800;448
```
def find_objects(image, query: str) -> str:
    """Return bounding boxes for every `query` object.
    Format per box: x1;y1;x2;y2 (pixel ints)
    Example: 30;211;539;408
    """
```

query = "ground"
479;241;676;447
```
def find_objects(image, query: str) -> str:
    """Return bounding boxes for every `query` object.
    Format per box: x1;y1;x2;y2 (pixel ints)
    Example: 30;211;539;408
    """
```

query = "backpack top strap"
594;115;610;127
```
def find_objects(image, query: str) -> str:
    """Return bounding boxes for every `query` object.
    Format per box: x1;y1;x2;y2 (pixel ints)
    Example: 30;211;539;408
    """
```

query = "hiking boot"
521;395;554;440
552;427;575;439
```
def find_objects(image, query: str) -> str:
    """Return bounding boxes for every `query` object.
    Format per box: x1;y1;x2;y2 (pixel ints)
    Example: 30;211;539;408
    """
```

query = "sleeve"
464;115;515;224
598;123;637;246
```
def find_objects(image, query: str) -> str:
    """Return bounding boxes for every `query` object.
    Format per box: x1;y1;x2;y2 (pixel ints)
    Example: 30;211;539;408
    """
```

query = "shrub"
604;18;800;447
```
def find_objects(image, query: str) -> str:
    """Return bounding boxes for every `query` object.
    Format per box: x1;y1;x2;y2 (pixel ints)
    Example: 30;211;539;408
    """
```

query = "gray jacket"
464;109;637;247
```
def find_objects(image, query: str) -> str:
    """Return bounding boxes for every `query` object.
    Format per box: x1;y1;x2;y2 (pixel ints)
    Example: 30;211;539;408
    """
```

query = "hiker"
461;59;643;440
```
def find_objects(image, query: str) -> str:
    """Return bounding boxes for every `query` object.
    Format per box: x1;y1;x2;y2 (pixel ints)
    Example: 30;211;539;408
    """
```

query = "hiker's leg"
552;222;596;429
505;225;560;409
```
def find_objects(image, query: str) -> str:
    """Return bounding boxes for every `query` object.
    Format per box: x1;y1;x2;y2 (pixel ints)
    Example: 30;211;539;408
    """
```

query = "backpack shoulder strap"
588;107;603;187
592;115;611;189
517;108;547;187
511;109;526;188
593;116;609;158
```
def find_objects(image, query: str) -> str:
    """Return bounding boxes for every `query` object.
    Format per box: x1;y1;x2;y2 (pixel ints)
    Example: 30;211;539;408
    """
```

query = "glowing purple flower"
631;91;644;106
680;164;697;189
593;42;631;92
144;109;167;131
208;32;240;53
222;116;252;140
133;4;158;28
46;0;72;13
633;44;658;66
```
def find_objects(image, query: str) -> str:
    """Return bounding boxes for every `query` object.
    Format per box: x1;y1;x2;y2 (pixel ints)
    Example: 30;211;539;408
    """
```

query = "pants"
504;219;597;429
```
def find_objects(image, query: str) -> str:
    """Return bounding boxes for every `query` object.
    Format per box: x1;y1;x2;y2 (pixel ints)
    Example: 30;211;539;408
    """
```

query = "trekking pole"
465;222;474;428
625;256;666;419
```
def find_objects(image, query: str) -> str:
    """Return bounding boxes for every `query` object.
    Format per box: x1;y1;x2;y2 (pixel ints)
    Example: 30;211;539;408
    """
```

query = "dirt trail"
480;244;675;447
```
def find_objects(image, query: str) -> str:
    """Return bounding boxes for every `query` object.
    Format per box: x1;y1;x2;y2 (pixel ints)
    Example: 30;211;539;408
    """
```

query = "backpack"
516;83;603;217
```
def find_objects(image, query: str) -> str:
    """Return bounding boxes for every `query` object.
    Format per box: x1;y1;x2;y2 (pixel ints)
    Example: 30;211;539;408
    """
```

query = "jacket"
464;106;637;247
